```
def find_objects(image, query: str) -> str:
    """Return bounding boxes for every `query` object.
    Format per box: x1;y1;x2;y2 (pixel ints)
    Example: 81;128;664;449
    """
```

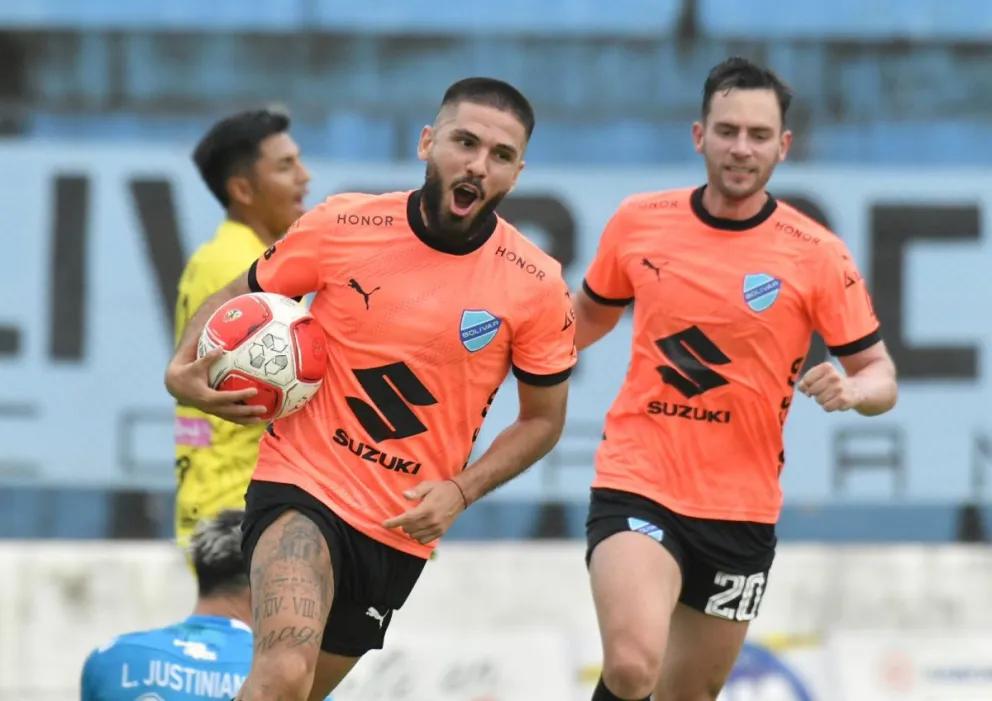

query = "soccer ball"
198;292;327;421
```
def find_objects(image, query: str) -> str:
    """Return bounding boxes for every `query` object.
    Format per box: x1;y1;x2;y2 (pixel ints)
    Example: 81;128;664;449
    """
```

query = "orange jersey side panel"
584;188;880;523
250;191;576;557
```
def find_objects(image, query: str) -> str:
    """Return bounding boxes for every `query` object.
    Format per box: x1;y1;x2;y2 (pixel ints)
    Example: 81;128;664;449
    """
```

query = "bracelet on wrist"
446;478;469;509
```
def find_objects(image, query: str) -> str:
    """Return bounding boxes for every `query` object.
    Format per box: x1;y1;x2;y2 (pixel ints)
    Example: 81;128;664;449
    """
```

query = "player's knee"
602;643;661;699
248;649;317;699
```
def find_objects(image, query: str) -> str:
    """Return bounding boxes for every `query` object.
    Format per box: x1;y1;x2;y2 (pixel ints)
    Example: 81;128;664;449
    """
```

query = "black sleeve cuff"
247;260;264;293
829;327;883;356
512;364;573;387
582;279;632;307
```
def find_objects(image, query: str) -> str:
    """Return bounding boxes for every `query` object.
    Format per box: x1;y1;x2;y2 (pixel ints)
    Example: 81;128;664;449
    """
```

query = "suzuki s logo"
654;326;730;398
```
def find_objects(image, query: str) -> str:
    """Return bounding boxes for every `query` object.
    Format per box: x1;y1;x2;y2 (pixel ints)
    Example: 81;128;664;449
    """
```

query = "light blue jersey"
81;615;253;701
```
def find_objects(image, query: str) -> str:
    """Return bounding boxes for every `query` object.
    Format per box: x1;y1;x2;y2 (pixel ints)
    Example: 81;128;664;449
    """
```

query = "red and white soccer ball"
198;292;327;421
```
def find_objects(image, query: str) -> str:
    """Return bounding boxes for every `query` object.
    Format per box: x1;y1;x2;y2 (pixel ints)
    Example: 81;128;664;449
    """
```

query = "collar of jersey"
406;190;497;255
690;185;778;231
185;614;252;632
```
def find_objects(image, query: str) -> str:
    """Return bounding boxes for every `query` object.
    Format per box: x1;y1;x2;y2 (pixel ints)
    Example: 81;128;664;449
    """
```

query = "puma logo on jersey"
642;257;662;280
365;606;389;628
348;278;381;309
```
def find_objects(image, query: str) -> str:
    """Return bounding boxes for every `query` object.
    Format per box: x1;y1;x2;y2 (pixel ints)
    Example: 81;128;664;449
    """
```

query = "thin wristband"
446;478;469;509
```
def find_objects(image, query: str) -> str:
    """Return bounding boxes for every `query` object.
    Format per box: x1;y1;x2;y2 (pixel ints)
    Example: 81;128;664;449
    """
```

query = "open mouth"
451;184;481;217
725;166;756;176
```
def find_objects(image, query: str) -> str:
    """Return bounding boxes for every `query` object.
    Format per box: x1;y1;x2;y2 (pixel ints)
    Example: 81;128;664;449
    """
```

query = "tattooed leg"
236;510;332;701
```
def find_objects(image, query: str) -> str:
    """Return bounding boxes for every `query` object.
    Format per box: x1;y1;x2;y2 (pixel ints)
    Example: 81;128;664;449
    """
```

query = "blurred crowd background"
6;0;992;164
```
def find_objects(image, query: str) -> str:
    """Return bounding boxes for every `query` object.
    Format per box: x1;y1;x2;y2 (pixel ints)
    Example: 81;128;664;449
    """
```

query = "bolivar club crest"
460;310;502;352
742;273;782;312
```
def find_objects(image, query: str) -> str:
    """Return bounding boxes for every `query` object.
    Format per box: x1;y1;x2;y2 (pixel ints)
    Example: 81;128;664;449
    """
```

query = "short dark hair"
702;57;793;125
439;77;535;140
192;109;290;208
189;509;248;598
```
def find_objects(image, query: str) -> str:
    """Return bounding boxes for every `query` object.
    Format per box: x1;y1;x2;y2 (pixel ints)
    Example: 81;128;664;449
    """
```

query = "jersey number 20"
704;571;766;621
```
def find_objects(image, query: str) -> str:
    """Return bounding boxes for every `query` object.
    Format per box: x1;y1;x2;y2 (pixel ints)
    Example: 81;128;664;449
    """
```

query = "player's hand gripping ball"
198;292;327;421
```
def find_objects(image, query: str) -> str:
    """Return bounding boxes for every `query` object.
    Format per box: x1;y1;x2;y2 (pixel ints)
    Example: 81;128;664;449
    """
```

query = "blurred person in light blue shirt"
80;509;331;701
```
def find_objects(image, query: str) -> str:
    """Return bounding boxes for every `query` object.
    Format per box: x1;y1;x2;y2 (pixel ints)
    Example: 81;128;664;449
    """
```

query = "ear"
691;121;705;154
416;125;433;162
507;158;525;193
227;175;254;207
778;129;793;163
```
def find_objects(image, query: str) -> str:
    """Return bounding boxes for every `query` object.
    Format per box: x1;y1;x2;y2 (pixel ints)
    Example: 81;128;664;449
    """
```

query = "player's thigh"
308;651;360;700
589;531;682;658
248;509;334;679
655;526;772;700
654;602;749;700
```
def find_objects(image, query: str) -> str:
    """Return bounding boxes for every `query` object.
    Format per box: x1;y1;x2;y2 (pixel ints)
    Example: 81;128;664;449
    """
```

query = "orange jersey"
584;186;880;523
248;190;576;557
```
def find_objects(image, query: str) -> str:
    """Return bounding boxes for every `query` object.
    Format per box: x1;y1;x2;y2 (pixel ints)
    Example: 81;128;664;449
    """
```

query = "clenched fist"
796;361;863;412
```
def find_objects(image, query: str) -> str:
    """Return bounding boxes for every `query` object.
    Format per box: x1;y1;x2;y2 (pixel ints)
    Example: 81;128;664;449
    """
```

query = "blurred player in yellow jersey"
174;109;311;548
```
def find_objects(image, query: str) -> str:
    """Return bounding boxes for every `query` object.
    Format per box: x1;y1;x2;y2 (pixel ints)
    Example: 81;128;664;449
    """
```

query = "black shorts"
586;488;777;622
242;480;426;656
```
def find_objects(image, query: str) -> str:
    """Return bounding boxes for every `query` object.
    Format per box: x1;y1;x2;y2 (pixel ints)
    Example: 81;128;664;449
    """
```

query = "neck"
701;185;768;221
418;199;458;241
192;594;252;627
418;198;432;234
227;207;279;247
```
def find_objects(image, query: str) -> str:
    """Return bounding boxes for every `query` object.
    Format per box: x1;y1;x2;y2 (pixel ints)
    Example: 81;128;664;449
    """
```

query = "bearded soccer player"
575;57;897;701
174;109;311;549
165;77;576;699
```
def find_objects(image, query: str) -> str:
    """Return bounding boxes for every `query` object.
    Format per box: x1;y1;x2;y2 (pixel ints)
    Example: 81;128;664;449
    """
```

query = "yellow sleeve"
173;227;267;548
174;230;263;345
175;256;230;345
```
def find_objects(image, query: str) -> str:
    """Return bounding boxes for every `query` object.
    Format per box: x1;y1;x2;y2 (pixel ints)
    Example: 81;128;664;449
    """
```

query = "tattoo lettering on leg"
253;595;286;622
255;625;320;652
248;510;334;652
292;596;319;620
263;573;319;589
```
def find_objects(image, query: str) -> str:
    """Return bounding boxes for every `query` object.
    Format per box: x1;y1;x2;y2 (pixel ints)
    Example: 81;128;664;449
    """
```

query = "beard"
421;161;506;240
